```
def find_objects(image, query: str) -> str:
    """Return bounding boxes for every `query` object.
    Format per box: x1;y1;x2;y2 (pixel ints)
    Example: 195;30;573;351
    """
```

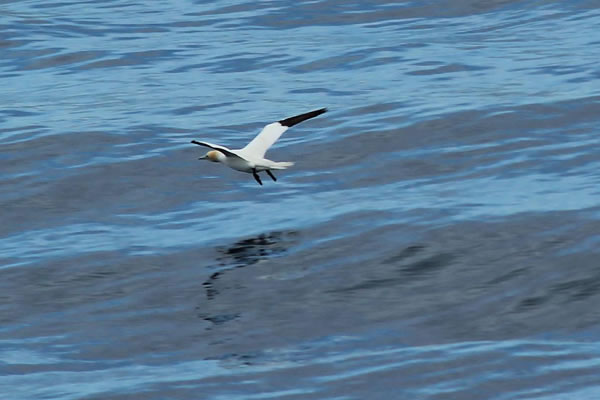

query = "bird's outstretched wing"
190;140;242;159
240;108;327;158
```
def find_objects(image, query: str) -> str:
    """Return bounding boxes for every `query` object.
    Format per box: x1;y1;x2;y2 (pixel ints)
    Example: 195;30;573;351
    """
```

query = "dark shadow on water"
382;244;426;265
198;231;297;325
552;275;600;302
215;231;296;268
398;252;454;278
515;272;600;313
331;244;455;294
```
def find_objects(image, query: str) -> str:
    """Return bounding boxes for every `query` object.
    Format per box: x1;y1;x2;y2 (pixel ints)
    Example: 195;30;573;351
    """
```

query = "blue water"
2;1;600;399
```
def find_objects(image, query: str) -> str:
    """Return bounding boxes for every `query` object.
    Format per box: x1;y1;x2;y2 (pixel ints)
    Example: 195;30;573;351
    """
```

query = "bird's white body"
192;108;326;185
206;146;293;173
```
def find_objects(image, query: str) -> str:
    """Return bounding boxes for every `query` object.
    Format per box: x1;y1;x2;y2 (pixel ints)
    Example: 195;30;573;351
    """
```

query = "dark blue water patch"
289;53;365;74
166;17;231;29
0;126;50;145
171;102;239;116
36;22;108;39
289;87;360;96
245;0;529;30
165;62;214;74
188;1;278;17
552;275;600;303
567;75;597;84
78;49;180;71
31;1;96;9
517;64;595;77
166;50;298;73
0;109;38;118
307;95;600;176
0;39;29;49
288;46;411;74
216;54;297;74
2;47;61;69
148;210;600;366
20;50;107;71
407;62;491;75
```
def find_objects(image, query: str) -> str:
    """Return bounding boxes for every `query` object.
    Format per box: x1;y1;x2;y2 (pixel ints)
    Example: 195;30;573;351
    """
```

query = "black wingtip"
278;108;328;128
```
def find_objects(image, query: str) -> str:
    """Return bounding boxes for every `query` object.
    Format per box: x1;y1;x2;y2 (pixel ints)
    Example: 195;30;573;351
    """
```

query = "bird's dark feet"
252;169;263;185
266;170;277;181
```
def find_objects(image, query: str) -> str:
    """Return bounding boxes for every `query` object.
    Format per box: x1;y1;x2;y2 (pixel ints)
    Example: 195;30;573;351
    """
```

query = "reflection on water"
215;231;298;268
199;231;297;324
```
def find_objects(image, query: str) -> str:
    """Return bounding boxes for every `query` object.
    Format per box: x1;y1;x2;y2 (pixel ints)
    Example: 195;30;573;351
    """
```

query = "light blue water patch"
3;337;599;400
3;3;599;141
0;348;61;365
2;166;598;269
0;358;225;400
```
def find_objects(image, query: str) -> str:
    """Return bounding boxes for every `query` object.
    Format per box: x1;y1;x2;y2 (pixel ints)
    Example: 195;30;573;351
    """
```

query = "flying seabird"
191;108;327;185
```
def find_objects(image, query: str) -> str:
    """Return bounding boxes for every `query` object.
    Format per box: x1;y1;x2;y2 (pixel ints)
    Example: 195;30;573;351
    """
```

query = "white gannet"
191;108;327;185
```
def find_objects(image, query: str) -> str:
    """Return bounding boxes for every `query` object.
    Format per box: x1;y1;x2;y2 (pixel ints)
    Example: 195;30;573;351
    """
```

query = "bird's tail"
269;161;294;170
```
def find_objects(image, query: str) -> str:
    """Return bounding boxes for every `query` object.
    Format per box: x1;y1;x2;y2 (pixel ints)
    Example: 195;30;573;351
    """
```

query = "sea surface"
2;0;600;399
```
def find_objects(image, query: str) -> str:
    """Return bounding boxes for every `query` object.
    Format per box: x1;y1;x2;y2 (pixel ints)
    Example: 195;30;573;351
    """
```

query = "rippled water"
2;1;600;399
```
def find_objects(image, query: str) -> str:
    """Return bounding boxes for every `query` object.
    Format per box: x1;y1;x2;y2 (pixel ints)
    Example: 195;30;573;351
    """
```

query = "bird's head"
199;150;224;163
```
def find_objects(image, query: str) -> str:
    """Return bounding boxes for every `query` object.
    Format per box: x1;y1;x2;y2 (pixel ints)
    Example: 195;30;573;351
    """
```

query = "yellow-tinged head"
207;150;221;162
200;150;224;163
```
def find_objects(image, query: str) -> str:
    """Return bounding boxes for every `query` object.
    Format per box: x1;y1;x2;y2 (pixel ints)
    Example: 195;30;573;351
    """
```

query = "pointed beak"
198;155;208;160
